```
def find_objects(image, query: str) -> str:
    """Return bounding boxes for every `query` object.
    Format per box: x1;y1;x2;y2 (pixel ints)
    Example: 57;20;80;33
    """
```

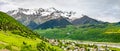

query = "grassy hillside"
0;11;38;38
35;24;120;42
0;11;63;51
0;31;62;51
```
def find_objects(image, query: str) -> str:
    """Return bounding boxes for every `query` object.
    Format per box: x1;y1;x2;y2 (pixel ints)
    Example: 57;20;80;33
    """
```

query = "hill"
0;11;38;38
0;11;63;51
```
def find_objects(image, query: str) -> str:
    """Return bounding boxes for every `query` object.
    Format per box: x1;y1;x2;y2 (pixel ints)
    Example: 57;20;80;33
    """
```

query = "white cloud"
0;0;18;12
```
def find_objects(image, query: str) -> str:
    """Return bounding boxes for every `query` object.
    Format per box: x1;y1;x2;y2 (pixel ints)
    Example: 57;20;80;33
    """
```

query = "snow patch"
22;9;36;15
41;12;51;16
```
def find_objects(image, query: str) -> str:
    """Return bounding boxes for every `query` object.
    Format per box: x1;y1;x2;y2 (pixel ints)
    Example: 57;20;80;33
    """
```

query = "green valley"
34;24;120;51
35;24;120;42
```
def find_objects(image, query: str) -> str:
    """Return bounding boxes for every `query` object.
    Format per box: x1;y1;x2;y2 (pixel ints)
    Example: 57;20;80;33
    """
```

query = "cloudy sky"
0;0;120;22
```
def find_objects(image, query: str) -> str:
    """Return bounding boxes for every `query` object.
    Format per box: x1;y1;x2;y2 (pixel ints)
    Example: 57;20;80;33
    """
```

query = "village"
47;39;117;51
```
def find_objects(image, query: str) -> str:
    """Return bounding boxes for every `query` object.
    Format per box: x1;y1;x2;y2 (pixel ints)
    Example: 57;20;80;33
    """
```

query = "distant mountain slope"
0;11;63;51
35;17;72;29
27;21;38;29
7;8;75;29
116;22;120;25
72;15;104;25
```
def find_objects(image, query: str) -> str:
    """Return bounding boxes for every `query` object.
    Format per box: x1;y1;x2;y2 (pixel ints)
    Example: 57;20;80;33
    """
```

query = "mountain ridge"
7;8;116;30
35;16;72;29
72;15;104;25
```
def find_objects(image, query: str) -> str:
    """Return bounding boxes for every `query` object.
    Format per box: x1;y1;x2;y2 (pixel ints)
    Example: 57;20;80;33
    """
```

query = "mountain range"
7;8;117;29
7;8;75;29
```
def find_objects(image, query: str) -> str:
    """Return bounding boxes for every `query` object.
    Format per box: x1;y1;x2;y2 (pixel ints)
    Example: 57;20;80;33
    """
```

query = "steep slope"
0;11;63;51
7;8;75;29
72;15;104;25
35;17;72;29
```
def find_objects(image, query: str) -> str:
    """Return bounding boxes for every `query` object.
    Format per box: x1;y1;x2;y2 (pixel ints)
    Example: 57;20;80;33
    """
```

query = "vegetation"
0;11;63;51
1;11;120;51
35;24;120;42
109;47;120;51
0;31;62;51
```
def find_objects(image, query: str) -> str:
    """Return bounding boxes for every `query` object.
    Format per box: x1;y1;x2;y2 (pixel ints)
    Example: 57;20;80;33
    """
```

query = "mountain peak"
81;14;91;19
47;7;57;12
72;15;103;25
7;8;75;17
18;8;28;10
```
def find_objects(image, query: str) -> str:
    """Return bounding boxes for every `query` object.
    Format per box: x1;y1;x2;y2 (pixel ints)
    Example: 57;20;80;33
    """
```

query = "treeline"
35;23;120;42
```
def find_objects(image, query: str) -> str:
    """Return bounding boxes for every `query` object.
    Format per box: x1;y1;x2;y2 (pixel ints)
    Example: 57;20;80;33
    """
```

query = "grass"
0;30;40;51
109;47;120;51
0;30;63;51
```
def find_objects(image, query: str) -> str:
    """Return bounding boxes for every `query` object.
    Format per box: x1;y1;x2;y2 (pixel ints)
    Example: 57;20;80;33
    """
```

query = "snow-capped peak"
7;7;76;18
46;7;57;12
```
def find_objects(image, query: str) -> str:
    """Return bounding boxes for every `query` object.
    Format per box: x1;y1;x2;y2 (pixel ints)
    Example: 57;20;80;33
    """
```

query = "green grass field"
0;30;63;51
